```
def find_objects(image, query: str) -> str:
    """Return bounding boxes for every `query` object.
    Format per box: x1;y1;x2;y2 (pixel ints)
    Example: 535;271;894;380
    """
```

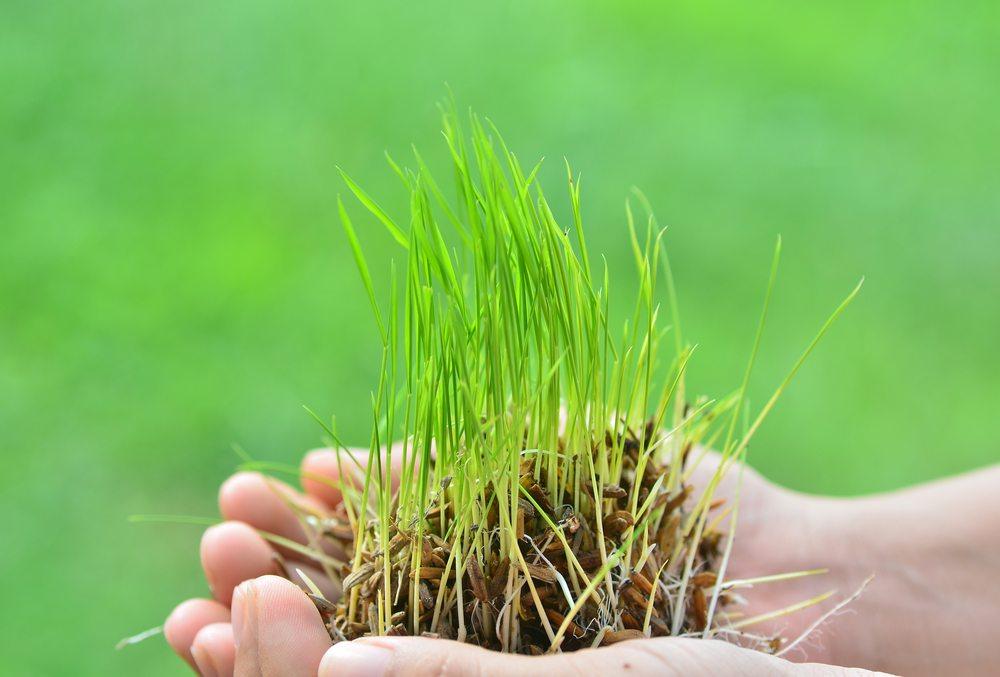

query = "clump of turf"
292;107;860;654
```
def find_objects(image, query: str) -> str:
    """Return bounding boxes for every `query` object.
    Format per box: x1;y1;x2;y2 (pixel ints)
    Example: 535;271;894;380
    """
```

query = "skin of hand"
162;448;1000;676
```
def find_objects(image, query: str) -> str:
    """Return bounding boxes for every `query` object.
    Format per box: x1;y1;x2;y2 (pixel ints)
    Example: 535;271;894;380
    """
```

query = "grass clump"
301;106;861;654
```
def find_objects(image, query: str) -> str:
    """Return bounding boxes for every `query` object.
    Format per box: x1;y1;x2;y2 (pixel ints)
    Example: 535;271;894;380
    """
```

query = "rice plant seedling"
272;106;862;654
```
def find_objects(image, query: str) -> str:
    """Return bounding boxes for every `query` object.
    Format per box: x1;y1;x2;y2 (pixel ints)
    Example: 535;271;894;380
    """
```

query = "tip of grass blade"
115;625;162;650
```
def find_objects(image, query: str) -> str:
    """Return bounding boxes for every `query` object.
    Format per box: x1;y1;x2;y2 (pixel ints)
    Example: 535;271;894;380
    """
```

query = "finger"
317;636;807;677
219;472;338;560
301;446;407;509
191;622;235;677
201;521;339;607
300;448;352;508
232;575;332;677
201;522;280;606
164;598;230;671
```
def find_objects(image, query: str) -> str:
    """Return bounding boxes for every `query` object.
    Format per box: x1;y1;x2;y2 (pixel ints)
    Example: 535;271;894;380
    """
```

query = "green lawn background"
2;1;997;673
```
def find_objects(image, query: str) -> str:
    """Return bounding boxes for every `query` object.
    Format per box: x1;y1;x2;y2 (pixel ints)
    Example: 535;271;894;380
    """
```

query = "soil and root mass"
288;107;860;655
312;426;735;653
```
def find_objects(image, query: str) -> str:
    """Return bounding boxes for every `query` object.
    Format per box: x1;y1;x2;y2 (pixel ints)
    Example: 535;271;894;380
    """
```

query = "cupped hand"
163;449;878;676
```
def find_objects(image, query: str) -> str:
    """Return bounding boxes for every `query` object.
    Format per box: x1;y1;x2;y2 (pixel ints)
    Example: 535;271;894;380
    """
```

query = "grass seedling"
278;106;862;653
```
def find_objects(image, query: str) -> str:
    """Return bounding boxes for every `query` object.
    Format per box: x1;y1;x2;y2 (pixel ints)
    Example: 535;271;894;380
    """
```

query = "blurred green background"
3;0;997;673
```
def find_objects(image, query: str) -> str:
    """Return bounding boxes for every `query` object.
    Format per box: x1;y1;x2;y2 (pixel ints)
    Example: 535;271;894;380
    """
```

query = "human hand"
215;574;888;676
691;457;1000;675
161;447;889;675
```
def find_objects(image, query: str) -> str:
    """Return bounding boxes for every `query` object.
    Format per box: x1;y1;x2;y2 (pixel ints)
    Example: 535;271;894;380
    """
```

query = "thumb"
232;575;332;676
317;635;839;677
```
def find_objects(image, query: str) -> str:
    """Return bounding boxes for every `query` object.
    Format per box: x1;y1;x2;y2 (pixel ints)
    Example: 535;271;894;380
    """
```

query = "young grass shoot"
270;108;861;654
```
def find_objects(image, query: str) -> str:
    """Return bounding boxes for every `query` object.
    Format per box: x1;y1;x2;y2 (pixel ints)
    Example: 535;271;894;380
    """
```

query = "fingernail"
191;642;219;677
231;581;255;648
323;641;393;677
